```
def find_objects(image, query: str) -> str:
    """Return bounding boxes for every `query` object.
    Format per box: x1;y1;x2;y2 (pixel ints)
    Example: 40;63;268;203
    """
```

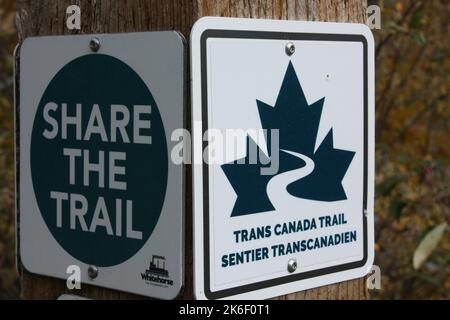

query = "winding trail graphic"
266;150;315;210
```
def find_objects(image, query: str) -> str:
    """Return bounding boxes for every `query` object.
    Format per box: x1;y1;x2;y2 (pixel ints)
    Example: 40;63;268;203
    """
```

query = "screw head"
287;258;297;273
89;37;101;52
285;42;295;56
88;265;98;279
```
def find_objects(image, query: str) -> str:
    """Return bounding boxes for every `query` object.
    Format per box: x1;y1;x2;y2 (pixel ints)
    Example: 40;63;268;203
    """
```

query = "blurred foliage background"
0;0;448;299
0;0;18;299
370;0;449;299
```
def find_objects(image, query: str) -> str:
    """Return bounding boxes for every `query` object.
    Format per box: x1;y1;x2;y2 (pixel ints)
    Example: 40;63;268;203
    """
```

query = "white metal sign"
191;17;375;300
17;32;185;299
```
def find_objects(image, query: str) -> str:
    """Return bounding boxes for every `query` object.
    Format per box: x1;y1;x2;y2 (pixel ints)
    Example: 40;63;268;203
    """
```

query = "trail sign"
17;32;185;299
191;17;375;299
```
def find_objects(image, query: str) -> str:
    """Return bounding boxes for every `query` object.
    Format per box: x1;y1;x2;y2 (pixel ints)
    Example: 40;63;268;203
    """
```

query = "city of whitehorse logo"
222;62;355;217
141;255;173;286
146;255;169;277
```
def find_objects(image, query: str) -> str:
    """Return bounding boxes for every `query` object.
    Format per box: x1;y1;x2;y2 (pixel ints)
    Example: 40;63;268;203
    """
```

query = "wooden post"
16;0;369;300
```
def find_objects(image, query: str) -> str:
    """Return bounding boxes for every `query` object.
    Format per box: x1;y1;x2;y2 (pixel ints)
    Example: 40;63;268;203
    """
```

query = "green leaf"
412;31;426;45
376;174;406;196
413;223;448;270
411;271;441;287
377;143;390;153
386;21;409;33
389;199;407;220
409;10;423;29
396;152;410;163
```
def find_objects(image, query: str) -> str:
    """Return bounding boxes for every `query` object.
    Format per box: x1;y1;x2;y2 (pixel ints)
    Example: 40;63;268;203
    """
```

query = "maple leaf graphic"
222;62;355;217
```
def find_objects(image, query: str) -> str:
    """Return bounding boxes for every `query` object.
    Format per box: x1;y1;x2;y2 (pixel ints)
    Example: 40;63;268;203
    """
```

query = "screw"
89;37;101;52
88;265;98;279
364;209;368;217
287;258;297;273
285;42;295;56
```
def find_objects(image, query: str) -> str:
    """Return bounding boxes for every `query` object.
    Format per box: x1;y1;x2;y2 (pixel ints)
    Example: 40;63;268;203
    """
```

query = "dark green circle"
31;54;168;267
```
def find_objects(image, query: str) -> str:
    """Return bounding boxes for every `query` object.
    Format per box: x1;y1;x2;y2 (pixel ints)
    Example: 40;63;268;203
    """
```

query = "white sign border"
190;17;375;300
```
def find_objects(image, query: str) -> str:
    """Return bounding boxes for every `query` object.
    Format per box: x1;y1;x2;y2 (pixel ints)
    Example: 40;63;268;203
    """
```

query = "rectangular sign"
191;17;375;300
17;31;186;299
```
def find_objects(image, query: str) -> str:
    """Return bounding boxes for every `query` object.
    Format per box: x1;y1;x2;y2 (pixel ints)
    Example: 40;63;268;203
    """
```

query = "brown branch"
376;51;400;112
398;93;448;141
375;0;423;60
376;44;427;141
423;110;435;155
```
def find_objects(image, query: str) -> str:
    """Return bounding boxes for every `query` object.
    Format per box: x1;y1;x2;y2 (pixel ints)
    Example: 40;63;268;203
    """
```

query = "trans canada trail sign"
191;17;375;300
17;32;185;299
